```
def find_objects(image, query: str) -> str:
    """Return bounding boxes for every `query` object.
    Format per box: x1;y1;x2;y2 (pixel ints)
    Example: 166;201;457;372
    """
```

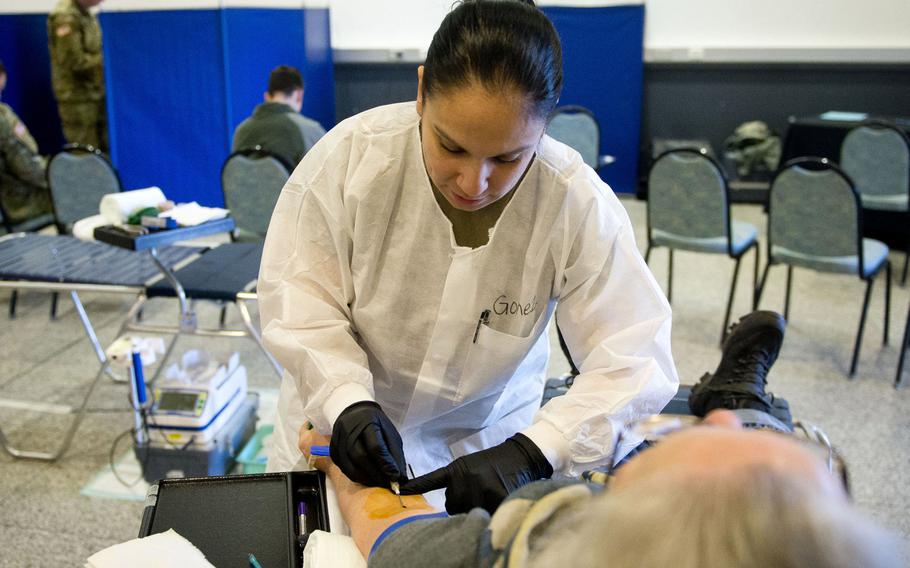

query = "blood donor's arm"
299;427;440;558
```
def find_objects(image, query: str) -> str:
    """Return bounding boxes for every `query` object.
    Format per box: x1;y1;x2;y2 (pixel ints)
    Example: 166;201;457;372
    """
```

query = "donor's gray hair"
529;466;902;568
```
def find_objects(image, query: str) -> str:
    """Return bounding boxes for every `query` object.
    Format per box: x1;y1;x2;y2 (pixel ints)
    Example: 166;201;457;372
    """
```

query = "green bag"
723;121;781;178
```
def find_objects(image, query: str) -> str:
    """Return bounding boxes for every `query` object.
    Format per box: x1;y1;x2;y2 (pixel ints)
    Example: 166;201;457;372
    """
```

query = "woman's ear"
416;65;425;116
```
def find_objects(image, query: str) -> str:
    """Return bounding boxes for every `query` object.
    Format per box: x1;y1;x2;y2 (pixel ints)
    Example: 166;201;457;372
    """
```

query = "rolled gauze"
99;187;167;224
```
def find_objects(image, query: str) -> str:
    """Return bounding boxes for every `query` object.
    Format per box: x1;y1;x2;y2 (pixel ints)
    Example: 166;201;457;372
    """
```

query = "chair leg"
756;262;772;309
902;246;908;286
884;261;891;345
219;304;228;329
896;304;910;388
556;324;579;376
8;290;17;319
784;265;794;321
667;249;674;304
850;278;875;377
722;256;743;345
49;292;59;320
751;244;760;310
644;244;652;264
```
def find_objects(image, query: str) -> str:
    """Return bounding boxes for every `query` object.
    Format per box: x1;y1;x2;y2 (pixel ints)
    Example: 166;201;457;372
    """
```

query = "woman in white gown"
259;0;678;514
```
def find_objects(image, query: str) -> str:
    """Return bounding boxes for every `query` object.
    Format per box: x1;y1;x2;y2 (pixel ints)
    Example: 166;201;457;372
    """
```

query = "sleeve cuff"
520;420;571;474
323;383;374;427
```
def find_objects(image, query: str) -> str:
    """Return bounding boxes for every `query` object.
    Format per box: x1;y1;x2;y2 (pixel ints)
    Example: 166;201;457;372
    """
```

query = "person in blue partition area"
259;0;677;514
232;65;327;170
298;312;902;567
0;59;53;226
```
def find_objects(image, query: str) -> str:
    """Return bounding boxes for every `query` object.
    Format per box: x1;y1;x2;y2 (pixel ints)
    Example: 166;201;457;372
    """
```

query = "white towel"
84;529;215;568
99;187;167;224
302;530;366;568
159;202;229;226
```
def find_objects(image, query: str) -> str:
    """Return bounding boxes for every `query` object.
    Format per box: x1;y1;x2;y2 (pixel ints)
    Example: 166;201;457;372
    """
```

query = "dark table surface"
782;113;910;164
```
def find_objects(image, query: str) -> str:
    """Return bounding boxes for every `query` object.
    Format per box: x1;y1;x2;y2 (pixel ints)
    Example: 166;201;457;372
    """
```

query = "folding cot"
0;222;280;461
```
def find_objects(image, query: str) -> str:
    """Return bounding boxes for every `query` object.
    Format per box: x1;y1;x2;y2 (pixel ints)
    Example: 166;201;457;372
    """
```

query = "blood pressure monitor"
147;352;248;449
156;391;207;415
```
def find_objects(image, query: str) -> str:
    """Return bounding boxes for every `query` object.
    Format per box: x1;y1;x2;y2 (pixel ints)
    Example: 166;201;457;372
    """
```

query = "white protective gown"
259;102;678;491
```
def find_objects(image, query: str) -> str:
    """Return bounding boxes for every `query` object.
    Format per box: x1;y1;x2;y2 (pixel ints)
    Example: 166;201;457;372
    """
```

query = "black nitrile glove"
330;401;407;487
398;433;553;514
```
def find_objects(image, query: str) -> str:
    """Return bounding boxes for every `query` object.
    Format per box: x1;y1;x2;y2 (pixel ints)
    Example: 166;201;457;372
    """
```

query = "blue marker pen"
131;351;146;406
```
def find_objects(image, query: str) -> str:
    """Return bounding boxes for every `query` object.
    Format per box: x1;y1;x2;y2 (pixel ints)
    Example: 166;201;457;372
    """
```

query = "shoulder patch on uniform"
55;24;72;37
14;121;27;139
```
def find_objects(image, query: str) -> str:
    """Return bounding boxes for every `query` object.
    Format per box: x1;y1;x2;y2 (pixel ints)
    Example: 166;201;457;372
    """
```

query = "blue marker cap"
310;445;330;457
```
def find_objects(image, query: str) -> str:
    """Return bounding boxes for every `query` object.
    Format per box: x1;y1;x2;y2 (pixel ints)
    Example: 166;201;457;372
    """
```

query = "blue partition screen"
543;5;644;194
222;8;334;136
101;10;228;204
300;8;334;130
101;7;334;206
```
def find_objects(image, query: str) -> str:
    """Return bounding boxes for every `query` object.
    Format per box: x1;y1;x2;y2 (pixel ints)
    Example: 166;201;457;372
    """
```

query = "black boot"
689;311;786;418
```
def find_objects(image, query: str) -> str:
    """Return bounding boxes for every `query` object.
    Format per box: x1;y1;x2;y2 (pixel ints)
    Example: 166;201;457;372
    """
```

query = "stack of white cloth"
85;529;215;568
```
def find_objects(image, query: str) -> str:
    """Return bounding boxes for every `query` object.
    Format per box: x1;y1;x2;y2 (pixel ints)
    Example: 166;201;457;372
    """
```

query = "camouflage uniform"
0;103;52;224
48;0;107;151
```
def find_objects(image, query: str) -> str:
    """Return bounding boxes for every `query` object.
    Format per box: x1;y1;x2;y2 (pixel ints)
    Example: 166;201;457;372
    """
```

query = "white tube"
99;187;167;224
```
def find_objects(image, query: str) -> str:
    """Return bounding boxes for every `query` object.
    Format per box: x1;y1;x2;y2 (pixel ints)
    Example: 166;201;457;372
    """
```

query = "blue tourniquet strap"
369;512;449;557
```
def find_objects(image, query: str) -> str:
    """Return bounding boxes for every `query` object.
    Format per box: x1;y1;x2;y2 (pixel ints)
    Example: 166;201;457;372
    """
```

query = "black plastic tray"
138;471;329;568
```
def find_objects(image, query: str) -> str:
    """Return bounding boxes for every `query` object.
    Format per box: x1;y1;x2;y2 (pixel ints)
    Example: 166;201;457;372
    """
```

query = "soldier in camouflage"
0;60;53;226
47;0;107;152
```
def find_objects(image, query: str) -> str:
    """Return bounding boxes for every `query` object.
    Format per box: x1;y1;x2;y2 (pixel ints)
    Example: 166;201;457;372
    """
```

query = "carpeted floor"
0;196;907;566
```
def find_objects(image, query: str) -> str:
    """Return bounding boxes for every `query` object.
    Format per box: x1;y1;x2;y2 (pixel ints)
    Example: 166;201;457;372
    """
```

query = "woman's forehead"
424;82;545;152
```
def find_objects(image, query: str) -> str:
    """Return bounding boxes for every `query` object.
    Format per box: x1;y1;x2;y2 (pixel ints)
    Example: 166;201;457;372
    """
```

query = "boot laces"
730;351;771;384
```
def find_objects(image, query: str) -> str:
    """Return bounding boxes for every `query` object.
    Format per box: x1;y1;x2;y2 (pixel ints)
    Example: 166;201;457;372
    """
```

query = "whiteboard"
328;0;910;62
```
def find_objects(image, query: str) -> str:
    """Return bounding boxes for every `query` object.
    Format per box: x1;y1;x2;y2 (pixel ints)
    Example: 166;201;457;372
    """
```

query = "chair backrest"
840;121;910;211
221;147;291;239
546;105;600;169
768;158;862;264
46;144;122;233
647;148;731;245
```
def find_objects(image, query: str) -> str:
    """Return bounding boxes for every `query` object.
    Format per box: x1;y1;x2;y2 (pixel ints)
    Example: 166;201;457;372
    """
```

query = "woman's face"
416;67;546;212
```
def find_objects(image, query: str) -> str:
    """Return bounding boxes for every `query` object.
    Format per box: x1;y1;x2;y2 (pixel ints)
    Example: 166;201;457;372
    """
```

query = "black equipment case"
138;471;330;568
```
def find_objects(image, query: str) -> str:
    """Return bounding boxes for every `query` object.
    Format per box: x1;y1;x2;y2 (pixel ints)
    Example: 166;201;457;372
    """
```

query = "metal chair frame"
897;304;910;388
220;146;292;242
644;148;760;344
33;144;123;320
548;107;615;372
46;143;122;235
548;105;615;172
756;157;891;378
841;120;910;285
